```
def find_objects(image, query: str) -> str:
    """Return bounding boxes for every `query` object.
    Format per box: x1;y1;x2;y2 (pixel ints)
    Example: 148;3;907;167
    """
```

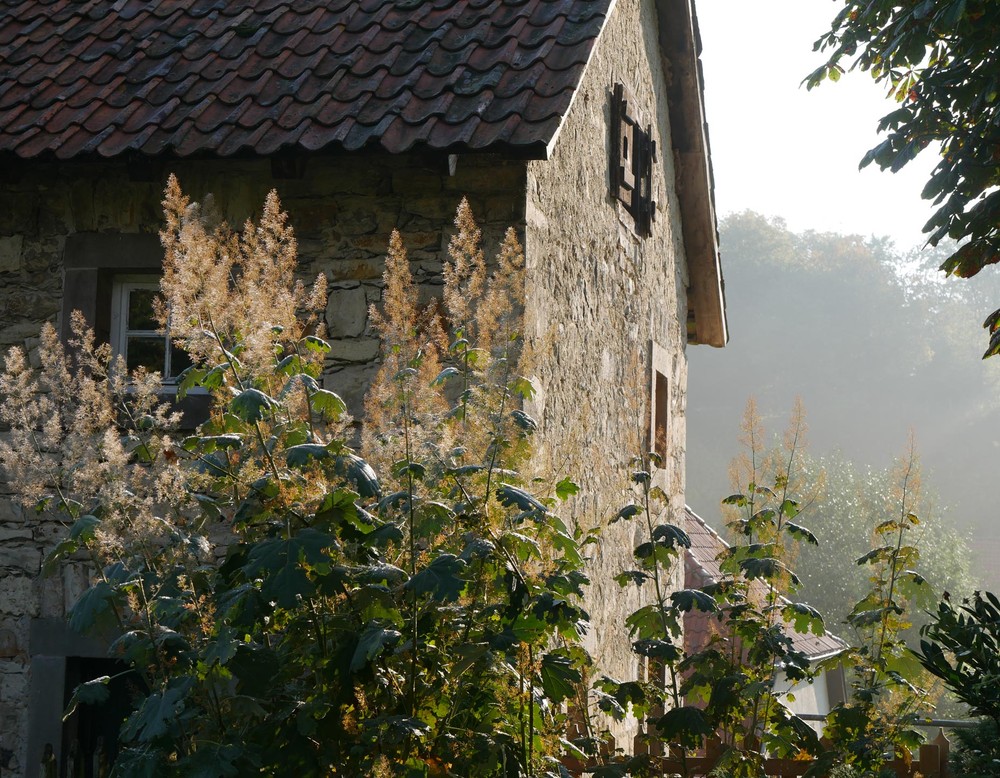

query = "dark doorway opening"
60;657;139;778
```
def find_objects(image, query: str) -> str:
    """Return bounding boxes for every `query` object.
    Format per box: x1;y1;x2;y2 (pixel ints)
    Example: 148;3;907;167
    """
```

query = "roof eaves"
656;0;727;347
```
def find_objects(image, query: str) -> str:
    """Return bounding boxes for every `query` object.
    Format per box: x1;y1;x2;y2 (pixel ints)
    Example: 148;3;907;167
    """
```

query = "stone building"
0;0;726;774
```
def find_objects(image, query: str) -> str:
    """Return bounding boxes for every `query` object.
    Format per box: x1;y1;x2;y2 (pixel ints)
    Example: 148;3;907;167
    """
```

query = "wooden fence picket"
604;729;953;777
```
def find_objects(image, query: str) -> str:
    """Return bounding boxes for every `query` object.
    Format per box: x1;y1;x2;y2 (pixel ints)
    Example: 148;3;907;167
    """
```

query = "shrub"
0;180;590;776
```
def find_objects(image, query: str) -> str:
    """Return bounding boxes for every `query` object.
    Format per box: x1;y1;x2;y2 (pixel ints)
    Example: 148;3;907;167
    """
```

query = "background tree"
794;451;976;643
686;212;998;590
807;0;1000;355
821;442;933;775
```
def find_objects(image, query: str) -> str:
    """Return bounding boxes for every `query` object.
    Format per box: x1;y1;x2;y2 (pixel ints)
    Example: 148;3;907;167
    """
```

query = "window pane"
127;288;158;330
126;336;166;374
169;342;192;379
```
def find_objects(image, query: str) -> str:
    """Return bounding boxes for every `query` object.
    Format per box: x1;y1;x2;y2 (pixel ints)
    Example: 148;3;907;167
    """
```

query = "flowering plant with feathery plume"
0;184;593;776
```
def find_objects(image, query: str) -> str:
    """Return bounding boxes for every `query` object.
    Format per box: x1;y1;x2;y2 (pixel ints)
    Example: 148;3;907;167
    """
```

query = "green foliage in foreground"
916;591;1000;729
948;719;1000;778
4;183;591;776
809;0;1000;356
6;184;999;777
593;406;934;777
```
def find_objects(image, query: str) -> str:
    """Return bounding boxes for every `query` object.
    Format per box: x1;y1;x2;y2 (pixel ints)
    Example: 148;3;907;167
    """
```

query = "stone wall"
0;150;525;776
523;0;691;747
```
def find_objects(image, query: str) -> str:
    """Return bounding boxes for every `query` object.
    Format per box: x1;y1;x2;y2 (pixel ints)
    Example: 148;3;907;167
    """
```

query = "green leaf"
110;631;156;667
626;604;679;639
612;503;642;523
671;589;719;613
496;483;547;514
781;601;825;635
848;604;902;628
555;477;580;501
615;570;651;588
335;454;381;499
740;557;800;586
548;527;583;566
392;459;427;480
595;677;648;722
242;528;336;608
632;638;681;661
202;630;239;668
187;434;243;453
69;581;122;635
309;389;347;421
654;705;714;748
351;623;402;672
511;409;537;432
460;535;495;561
176;366;208;399
299;335;331;354
43;514;101;575
192;493;222;520
70;514;101;543
511;376;536;399
120;686;187;743
785;521;818;545
653;523;691;549
315;487;363;530
275;353;307;376
63;676;111;720
284;443;332;468
779;498;800;518
503;531;542;562
404;554;466;602
356;563;408;586
539;650;582;703
230;388;277;423
445;463;485;477
856;545;894;565
432;366;461;385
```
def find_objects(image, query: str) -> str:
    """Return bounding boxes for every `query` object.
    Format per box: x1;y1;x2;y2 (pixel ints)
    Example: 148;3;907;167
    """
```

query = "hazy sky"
696;0;938;251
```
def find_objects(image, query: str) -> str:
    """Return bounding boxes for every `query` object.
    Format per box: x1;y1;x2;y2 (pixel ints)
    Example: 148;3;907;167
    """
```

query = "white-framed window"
109;276;190;383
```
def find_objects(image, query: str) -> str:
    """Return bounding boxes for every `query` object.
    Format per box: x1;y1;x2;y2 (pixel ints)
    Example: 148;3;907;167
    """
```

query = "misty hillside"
686;211;1000;589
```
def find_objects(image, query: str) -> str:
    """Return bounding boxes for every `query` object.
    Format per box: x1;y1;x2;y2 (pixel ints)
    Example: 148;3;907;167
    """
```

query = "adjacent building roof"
684;507;847;661
0;0;611;159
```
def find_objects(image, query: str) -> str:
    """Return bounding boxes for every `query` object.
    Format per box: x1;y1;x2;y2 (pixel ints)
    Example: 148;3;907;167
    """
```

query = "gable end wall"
523;0;689;745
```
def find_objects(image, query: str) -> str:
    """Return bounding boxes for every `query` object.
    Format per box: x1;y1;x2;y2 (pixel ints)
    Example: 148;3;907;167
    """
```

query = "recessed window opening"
654;371;669;461
110;276;191;383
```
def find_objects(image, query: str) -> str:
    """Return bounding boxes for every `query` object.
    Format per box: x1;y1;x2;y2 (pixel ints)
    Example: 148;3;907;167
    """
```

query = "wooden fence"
32;730;956;778
626;731;953;777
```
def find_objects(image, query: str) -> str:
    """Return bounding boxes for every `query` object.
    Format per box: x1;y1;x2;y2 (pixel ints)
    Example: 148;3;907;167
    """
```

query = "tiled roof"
0;0;611;160
683;507;847;661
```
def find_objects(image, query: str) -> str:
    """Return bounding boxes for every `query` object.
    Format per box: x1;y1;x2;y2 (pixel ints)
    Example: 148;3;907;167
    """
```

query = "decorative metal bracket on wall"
611;82;657;238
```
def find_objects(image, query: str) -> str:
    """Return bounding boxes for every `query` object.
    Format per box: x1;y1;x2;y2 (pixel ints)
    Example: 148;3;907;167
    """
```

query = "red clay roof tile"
1;0;612;159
